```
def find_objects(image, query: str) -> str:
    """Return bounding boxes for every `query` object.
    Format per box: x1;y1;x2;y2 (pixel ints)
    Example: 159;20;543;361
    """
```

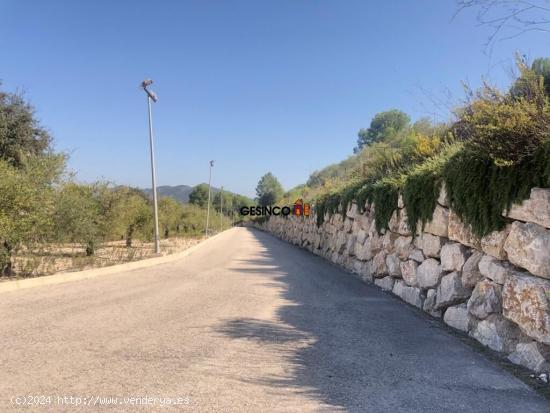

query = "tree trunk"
126;225;134;248
85;240;95;256
1;241;13;276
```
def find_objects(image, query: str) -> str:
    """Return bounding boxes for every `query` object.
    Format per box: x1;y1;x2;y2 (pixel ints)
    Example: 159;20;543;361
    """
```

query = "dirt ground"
5;237;203;279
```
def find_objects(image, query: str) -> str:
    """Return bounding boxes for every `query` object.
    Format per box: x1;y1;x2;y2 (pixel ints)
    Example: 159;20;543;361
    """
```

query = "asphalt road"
1;227;549;412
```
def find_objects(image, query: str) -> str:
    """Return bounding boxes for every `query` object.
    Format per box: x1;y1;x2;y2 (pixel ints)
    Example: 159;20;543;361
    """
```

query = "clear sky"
1;1;548;197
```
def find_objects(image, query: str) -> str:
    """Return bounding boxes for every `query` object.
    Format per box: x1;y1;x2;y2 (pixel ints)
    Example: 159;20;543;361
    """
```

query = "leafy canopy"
355;109;410;152
256;172;284;206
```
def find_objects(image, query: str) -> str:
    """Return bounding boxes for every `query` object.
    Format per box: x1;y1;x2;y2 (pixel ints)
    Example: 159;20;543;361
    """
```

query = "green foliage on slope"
313;57;550;239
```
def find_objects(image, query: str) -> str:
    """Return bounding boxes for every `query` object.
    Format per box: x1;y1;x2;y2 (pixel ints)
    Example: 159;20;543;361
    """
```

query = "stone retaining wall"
257;187;550;373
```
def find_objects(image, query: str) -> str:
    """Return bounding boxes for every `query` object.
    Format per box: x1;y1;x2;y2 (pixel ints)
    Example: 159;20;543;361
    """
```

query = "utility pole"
141;79;160;254
205;160;214;236
220;186;223;232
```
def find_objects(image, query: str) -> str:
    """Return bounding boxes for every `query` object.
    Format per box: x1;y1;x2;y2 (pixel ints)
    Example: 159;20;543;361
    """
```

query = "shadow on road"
215;228;548;412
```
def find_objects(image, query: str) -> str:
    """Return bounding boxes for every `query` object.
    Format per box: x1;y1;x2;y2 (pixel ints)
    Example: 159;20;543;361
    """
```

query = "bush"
443;141;550;237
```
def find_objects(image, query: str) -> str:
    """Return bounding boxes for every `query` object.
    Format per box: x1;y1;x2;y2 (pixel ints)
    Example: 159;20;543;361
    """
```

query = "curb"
0;231;227;294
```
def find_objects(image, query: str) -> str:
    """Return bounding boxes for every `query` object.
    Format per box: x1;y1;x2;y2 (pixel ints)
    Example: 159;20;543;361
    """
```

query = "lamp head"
141;79;153;88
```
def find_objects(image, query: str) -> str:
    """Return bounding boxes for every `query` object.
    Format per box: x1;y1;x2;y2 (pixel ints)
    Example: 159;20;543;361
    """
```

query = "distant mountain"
142;184;221;203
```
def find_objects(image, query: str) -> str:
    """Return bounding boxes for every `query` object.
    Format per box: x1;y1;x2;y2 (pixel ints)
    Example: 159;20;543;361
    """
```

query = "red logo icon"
293;199;311;217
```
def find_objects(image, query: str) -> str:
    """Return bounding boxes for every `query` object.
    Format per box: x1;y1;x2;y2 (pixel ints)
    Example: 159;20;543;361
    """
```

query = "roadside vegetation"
279;57;550;237
0;85;251;277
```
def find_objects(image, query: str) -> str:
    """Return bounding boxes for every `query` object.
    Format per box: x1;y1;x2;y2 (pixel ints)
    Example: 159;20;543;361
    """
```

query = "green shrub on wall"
444;140;550;237
402;143;462;236
314;58;550;237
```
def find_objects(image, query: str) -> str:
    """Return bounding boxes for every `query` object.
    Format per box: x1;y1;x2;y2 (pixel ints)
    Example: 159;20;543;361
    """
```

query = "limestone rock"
356;229;367;245
478;255;509;285
382;231;399;254
508;341;550;373
359;261;374;283
356;214;371;232
394;236;413;260
448;211;481;249
423;289;441;318
444;304;471;332
389;209;411;236
502;272;550;345
440;243;470;272
334;231;347;254
343;217;353;233
345;235;357;256
480;225;510;260
392;280;424;308
346;202;358;219
408;248;425;262
416;258;443;289
435;271;472;309
467;280;502;319
355;239;372;261
415;233;442;258
438;182;449;207
462;251;484;289
504;221;550;279
423;205;449;237
371;251;388;277
400;260;418;287
504;188;550;229
374;276;395;291
386;254;401;278
470;314;522;353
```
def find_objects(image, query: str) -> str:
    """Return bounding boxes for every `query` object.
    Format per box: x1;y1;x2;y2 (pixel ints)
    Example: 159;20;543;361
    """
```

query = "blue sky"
1;1;548;197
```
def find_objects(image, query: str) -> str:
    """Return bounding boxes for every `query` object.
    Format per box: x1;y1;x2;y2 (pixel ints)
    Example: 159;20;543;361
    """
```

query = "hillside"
142;184;222;203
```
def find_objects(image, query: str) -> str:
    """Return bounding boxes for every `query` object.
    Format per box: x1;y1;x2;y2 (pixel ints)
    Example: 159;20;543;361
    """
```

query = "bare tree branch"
455;0;550;54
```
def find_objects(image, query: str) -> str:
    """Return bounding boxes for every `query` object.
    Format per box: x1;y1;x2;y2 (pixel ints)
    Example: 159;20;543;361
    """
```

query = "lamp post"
205;160;214;236
141;79;161;254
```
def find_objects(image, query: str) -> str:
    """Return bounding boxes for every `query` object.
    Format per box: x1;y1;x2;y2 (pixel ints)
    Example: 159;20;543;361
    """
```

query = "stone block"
392;280;424;308
423;205;449;237
470;314;522;353
467;279;502;319
504;221;550;279
400;260;418;286
416;258;443;289
461;251;484;289
504;188;550;229
503;272;550;345
435;271;472;309
374;276;395;291
444;303;471;332
440;243;470;272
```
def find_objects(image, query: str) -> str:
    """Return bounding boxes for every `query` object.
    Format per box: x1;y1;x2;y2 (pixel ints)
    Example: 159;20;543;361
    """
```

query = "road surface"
1;227;548;412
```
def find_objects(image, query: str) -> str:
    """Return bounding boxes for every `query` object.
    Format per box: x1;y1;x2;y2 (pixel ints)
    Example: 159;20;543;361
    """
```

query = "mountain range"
142;184;222;203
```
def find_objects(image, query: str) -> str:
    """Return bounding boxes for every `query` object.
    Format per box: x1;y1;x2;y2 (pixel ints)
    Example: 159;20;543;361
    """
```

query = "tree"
54;183;104;256
188;183;210;207
511;57;550;99
0;86;52;168
101;186;152;247
159;197;184;238
355;110;410;152
256;172;284;206
213;191;233;213
0;155;64;274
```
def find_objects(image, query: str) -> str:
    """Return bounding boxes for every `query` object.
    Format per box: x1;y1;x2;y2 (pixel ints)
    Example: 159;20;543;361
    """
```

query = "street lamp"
141;79;161;254
205;160;214;236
